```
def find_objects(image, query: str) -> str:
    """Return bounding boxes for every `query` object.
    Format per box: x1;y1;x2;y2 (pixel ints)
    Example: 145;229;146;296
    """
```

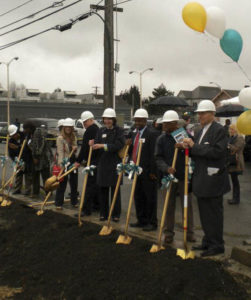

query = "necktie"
132;132;140;163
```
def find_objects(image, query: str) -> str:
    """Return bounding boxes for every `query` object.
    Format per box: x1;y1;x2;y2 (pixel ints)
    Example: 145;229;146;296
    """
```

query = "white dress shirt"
198;122;212;144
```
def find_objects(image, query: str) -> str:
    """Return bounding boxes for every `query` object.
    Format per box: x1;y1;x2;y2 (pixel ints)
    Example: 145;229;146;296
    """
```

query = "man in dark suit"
129;108;158;231
183;100;230;257
75;111;99;216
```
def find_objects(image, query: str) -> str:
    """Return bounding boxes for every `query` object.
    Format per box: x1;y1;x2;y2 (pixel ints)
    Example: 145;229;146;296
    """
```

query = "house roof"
177;86;239;101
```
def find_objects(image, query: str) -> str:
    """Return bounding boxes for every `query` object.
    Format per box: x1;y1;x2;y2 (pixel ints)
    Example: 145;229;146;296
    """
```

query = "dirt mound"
0;203;249;300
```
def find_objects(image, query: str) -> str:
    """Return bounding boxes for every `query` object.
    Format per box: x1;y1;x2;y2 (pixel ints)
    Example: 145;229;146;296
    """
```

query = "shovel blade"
149;244;165;253
116;234;132;245
6;200;12;206
99;225;113;236
36;210;44;216
176;248;195;260
1;199;8;207
0;196;3;203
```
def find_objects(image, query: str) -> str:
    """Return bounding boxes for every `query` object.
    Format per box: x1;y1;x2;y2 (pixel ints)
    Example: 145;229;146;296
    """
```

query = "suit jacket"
129;126;157;178
191;121;230;198
95;126;125;187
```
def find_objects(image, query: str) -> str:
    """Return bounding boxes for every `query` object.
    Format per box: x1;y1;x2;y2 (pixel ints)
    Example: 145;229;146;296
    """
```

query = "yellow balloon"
182;2;207;33
237;110;251;135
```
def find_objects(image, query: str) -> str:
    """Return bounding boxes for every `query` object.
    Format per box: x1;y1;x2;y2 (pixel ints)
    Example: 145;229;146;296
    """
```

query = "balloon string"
236;63;251;83
204;32;217;44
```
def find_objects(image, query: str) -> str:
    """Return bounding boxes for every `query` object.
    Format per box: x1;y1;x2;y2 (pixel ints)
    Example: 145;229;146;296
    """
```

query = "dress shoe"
192;245;208;251
200;248;224;257
130;222;146;228
187;235;197;243
12;190;21;195
100;216;107;221
228;199;240;205
164;236;174;244
112;217;120;223
143;224;157;232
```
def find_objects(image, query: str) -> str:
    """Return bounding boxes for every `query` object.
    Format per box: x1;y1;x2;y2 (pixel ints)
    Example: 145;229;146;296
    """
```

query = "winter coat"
228;135;245;173
56;134;77;166
95;126;125;187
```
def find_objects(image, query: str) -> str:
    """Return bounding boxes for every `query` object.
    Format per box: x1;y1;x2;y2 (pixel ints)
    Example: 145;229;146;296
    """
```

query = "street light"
129;67;153;108
0;57;19;192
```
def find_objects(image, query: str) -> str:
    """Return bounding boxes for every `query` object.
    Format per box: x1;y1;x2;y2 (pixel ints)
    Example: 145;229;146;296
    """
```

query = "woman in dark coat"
228;124;245;204
91;108;125;221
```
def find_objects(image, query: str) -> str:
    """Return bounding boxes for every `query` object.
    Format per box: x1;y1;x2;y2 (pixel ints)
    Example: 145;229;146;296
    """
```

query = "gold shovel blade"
1;199;8;207
6;200;12;206
0;196;3;203
36;210;44;216
176;248;195;260
149;244;165;253
116;234;132;245
99;225;113;236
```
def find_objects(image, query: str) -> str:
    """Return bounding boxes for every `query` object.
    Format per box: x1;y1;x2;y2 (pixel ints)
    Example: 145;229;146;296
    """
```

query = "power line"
0;0;34;18
0;0;83;38
0;1;67;31
0;0;134;51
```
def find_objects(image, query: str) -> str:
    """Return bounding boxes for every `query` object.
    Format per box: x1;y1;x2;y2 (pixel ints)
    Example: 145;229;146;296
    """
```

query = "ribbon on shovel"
61;157;71;167
0;156;8;167
82;165;96;176
116;163;131;175
127;161;143;180
161;174;178;190
11;157;24;170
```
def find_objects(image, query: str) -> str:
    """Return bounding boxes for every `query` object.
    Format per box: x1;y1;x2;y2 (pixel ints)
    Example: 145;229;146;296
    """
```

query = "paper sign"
171;128;188;143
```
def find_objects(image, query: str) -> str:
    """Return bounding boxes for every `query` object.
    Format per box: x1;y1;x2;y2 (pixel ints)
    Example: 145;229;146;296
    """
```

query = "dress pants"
134;175;158;226
32;168;50;195
230;172;240;203
99;186;121;219
55;172;78;206
81;170;99;214
13;170;32;194
197;196;224;251
164;180;194;238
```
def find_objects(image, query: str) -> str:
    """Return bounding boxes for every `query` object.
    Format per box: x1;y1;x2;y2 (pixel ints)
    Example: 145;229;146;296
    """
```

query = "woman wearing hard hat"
91;108;125;221
55;118;78;210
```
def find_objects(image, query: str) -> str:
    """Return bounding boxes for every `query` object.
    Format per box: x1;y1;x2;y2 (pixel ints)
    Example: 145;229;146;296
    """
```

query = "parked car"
0;126;8;143
74;119;102;145
0;122;8;131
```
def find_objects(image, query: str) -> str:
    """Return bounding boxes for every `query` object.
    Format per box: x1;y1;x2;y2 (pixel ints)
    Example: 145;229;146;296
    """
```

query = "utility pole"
90;3;123;109
92;86;100;95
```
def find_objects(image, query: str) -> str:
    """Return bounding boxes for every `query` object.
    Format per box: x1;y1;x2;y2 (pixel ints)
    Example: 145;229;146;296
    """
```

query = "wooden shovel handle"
124;140;143;236
78;146;93;225
106;145;129;227
157;148;178;246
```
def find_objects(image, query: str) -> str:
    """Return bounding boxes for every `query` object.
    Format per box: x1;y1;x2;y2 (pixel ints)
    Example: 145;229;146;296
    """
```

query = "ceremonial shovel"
37;149;75;216
116;139;143;245
176;148;195;259
150;148;178;253
1;139;26;207
99;145;129;236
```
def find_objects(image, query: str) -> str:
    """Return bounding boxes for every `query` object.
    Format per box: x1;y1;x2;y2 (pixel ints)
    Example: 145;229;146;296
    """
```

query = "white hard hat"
102;108;116;118
195;100;216;112
63;118;75;127
81;111;94;122
162;110;179;123
156;117;162;124
133;108;149;119
57;119;65;128
8;124;18;136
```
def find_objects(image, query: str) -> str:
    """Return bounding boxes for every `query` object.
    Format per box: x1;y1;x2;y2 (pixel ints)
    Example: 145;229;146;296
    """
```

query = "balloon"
220;29;243;62
239;87;251;109
205;7;226;39
182;2;207;33
237;110;251;135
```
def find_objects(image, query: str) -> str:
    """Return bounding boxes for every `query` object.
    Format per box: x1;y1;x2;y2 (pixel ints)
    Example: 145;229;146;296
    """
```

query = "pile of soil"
0;202;249;300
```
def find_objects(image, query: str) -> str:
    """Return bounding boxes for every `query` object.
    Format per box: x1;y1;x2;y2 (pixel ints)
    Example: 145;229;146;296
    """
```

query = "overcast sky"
0;0;250;98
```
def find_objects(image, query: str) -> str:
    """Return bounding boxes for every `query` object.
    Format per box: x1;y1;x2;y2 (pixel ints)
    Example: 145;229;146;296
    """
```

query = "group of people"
5;98;246;258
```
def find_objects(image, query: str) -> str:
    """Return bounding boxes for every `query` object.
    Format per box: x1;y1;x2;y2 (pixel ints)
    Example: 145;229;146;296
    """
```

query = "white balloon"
239;87;251;109
205;7;226;39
